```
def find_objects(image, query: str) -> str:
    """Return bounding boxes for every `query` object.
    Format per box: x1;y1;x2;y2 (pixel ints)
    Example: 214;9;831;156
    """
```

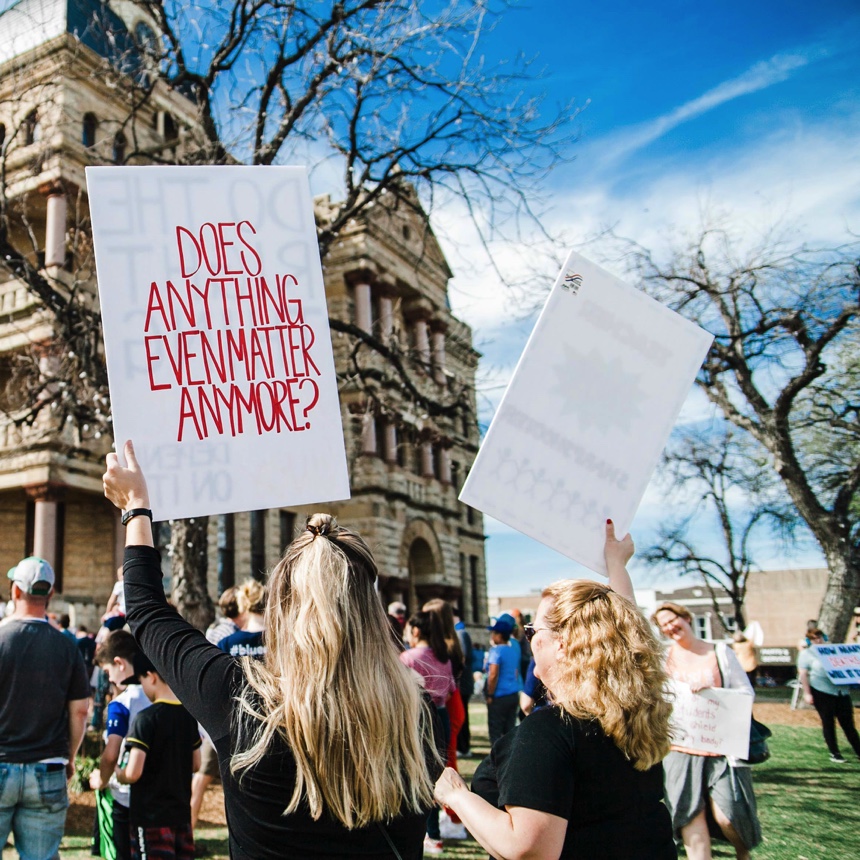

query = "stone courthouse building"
0;0;488;634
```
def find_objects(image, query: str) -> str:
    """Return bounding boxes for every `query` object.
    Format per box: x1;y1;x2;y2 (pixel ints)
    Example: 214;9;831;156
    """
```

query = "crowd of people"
1;438;858;860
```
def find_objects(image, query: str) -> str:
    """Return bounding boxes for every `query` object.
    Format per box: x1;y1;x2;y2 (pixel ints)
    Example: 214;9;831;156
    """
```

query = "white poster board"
87;166;350;521
460;251;713;574
669;683;752;759
811;644;860;685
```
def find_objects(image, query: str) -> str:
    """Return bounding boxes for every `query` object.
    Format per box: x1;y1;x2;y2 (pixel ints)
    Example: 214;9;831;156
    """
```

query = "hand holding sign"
103;440;150;513
460;250;713;574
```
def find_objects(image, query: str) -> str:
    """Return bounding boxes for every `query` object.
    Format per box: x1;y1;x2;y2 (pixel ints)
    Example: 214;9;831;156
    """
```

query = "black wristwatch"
121;508;153;526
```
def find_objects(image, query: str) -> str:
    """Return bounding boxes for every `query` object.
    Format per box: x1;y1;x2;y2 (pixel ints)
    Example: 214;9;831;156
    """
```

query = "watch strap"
121;508;153;526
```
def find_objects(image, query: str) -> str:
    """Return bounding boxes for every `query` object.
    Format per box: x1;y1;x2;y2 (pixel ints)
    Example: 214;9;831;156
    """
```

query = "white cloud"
590;48;823;169
444;112;860;342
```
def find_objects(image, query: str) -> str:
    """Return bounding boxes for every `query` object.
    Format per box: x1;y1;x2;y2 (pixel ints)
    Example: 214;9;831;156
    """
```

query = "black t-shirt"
76;635;97;675
126;700;201;827
0;619;90;762
472;706;677;860
124;546;430;859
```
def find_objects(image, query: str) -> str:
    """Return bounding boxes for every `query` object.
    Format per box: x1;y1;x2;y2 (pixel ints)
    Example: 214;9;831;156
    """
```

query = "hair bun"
306;513;337;538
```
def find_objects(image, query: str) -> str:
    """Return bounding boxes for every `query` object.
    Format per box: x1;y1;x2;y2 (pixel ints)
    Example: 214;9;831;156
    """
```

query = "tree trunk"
817;550;860;642
168;517;215;631
732;599;747;631
766;437;858;642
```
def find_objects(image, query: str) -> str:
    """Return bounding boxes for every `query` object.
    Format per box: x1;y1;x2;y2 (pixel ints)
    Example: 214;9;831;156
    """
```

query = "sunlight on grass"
6;705;856;860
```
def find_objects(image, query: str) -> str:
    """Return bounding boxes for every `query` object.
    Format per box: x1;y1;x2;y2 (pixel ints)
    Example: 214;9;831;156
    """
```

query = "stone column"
354;283;373;333
25;483;64;572
379;295;394;341
44;191;67;267
414;319;431;366
438;447;452;484
383;421;398;464
33;499;58;567
361;414;377;455
431;329;446;384
421;441;435;478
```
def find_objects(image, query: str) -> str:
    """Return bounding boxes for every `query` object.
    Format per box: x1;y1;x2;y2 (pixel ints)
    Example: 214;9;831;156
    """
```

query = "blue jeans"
0;762;68;860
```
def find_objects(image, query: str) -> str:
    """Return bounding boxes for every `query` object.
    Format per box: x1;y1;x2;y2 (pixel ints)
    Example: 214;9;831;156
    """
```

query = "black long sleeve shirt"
124;545;427;859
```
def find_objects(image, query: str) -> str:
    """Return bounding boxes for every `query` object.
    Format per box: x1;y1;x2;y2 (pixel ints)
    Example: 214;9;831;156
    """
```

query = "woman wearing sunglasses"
434;520;676;859
103;441;436;859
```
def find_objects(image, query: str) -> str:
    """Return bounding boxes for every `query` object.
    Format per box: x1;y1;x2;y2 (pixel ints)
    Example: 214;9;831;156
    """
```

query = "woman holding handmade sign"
798;628;860;763
652;602;761;860
434;521;678;859
103;441;437;859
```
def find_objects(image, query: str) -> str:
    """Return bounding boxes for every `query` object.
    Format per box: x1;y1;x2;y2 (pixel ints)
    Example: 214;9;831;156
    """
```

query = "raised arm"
603;519;635;602
103;441;237;742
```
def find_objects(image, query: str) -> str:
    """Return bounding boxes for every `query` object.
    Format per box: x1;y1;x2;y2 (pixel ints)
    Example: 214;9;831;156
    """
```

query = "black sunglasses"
523;624;553;643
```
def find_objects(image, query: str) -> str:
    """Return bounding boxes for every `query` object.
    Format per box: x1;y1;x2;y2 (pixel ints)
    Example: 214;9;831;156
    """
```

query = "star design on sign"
548;345;644;434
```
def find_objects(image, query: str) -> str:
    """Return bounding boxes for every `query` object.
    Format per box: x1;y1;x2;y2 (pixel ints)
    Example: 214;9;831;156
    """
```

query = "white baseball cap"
7;557;55;596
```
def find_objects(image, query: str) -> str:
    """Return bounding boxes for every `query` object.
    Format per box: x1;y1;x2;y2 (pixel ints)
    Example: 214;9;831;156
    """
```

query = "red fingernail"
606;518;612;524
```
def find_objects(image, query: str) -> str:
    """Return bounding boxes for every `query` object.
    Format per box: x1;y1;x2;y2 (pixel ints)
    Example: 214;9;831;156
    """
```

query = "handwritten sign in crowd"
668;683;752;759
87;166;349;521
811;644;860;685
460;250;713;574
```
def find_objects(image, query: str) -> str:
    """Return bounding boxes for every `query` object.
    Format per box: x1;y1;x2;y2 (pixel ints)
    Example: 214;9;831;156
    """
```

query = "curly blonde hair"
541;580;672;771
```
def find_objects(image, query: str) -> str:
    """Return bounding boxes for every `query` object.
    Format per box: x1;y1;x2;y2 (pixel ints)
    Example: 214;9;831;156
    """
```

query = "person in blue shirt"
218;579;266;659
485;614;522;745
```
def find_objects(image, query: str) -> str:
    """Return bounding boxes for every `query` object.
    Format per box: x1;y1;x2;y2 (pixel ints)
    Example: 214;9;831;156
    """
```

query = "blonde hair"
236;578;266;615
232;514;434;828
541;580;672;771
651;601;692;626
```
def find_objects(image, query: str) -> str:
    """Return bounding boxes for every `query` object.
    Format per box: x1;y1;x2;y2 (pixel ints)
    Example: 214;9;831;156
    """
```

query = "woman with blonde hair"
435;521;676;859
103;442;436;859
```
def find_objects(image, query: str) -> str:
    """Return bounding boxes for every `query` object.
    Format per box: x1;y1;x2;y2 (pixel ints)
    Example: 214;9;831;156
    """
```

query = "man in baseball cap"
1;556;89;858
7;556;56;597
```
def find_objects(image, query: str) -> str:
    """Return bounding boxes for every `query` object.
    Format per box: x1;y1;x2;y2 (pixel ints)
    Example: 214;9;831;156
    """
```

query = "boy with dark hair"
90;630;151;860
117;653;201;860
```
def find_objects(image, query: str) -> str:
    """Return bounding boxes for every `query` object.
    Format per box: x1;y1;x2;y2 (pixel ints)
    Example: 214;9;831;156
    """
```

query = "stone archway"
398;518;445;612
408;537;436;582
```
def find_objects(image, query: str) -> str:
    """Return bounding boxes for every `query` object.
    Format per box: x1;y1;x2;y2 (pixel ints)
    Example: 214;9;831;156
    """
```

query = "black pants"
487;693;518;746
425;706;450;841
810;687;860;758
113;801;131;860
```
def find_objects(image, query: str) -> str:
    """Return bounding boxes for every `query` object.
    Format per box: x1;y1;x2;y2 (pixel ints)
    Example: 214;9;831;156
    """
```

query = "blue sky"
440;1;860;596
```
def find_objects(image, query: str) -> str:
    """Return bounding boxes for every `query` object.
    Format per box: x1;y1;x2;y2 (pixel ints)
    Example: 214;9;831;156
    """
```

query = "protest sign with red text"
87;166;349;520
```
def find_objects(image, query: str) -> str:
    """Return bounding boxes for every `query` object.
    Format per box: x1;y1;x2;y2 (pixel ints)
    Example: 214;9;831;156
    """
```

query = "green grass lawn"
7;704;858;859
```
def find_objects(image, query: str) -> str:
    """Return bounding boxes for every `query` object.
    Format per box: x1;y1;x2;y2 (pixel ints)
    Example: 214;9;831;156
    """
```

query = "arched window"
162;112;176;141
134;21;157;55
82;113;97;148
24;110;40;145
112;131;127;164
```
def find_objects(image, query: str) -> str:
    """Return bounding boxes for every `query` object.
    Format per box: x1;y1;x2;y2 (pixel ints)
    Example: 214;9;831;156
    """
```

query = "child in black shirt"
117;653;201;860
